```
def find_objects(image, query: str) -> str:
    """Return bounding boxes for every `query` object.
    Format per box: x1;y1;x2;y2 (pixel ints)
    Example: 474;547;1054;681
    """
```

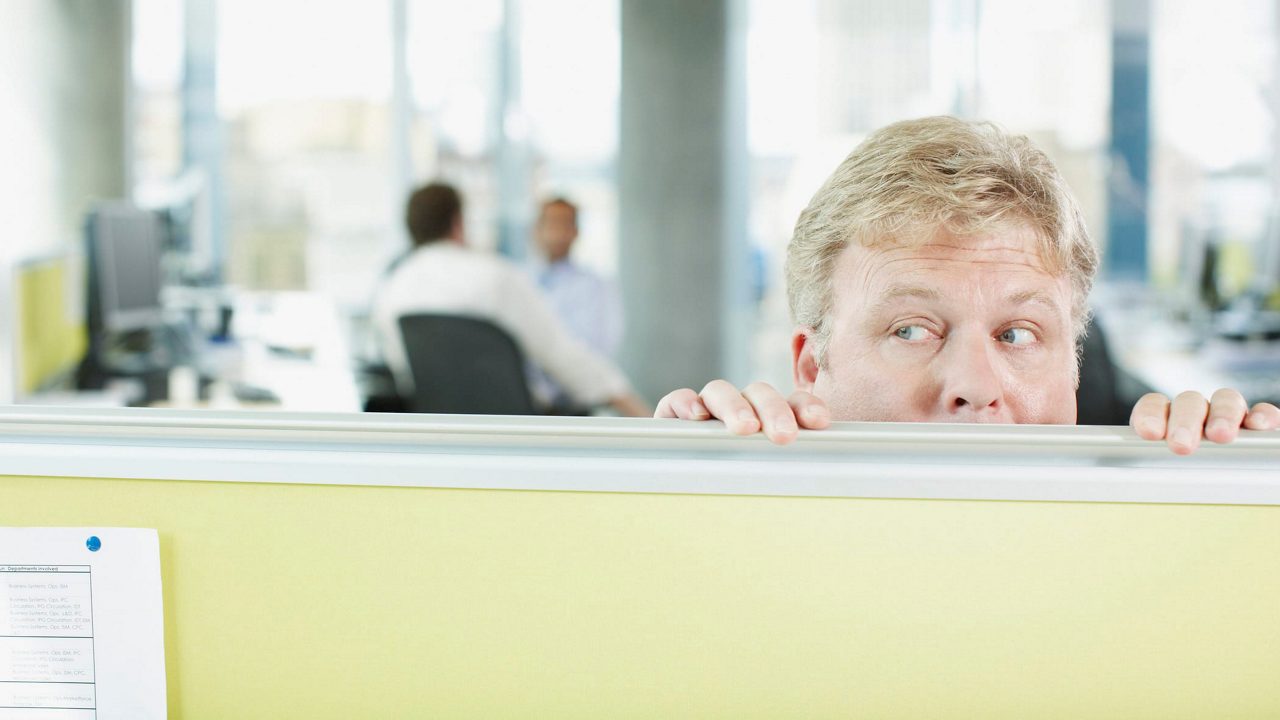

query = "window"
130;0;622;313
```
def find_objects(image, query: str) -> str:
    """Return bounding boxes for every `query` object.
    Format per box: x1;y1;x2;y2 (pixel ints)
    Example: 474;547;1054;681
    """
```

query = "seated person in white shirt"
373;182;649;417
526;197;625;411
655;116;1280;454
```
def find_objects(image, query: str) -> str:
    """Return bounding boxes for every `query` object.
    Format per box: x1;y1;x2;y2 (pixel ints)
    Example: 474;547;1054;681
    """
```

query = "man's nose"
939;332;1005;418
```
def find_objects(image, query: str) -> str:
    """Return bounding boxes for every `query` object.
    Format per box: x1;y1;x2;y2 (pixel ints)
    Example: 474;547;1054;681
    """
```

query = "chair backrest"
397;314;536;415
1075;314;1126;426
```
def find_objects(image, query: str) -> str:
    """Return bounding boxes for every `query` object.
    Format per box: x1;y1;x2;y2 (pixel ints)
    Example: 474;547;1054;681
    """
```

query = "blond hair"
786;116;1099;366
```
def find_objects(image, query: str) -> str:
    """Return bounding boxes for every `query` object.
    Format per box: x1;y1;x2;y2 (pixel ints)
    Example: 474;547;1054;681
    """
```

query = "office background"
1;0;1277;409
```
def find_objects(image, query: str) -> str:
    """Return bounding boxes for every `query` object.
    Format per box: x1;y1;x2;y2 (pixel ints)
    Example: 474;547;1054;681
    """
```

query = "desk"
1118;337;1280;404
216;291;362;412
1092;292;1280;405
1;409;1279;718
140;290;363;412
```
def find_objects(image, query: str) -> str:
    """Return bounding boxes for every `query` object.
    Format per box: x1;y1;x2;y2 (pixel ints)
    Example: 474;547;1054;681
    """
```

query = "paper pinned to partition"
0;528;165;720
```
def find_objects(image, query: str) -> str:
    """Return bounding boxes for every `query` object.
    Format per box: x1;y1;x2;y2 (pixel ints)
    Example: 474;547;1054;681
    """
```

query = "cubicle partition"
1;407;1278;718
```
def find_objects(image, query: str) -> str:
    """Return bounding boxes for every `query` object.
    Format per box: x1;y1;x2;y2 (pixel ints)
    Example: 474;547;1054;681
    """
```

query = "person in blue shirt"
526;197;624;411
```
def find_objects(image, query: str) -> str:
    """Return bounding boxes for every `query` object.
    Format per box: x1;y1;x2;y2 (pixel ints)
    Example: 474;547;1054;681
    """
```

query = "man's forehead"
867;282;1065;313
839;225;1059;279
831;225;1071;310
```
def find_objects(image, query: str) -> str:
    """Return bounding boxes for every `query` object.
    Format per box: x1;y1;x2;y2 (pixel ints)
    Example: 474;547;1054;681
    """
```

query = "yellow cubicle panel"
15;256;86;394
1;471;1278;719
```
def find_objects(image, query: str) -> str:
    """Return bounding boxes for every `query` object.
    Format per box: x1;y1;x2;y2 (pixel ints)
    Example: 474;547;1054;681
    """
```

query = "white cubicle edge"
0;405;1278;505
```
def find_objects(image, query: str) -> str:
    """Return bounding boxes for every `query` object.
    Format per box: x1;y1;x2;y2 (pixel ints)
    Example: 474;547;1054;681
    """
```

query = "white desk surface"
16;290;364;413
1092;298;1280;403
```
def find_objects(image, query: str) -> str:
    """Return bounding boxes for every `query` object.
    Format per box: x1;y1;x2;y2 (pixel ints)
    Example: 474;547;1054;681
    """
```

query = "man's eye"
894;325;930;341
998;327;1036;345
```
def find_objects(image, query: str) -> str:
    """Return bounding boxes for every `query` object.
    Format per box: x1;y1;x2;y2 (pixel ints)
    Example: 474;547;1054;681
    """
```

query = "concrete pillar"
0;0;129;403
619;0;747;402
0;0;130;252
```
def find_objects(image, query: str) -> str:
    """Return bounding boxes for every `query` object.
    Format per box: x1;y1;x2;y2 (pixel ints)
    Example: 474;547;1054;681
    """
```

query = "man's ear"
791;327;820;392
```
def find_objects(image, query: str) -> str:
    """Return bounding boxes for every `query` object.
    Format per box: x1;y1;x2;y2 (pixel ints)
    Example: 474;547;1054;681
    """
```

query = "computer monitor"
86;203;166;333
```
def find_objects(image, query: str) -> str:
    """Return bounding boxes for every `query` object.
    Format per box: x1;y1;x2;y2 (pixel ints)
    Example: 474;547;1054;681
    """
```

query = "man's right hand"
654;380;831;445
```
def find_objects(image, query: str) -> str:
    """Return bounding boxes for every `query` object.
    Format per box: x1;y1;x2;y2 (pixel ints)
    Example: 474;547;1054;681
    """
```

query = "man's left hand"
1130;389;1280;455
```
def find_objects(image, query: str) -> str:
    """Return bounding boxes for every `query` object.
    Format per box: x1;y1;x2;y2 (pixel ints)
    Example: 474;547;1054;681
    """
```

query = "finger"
788;390;831;430
1165;391;1209;455
1204;388;1248;444
699;379;761;435
1245;402;1280;430
742;382;799;445
1129;392;1170;441
654;388;708;420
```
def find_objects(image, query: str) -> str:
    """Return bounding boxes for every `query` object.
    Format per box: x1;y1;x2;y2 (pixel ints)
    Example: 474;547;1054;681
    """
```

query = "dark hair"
406;182;462;245
539;196;578;226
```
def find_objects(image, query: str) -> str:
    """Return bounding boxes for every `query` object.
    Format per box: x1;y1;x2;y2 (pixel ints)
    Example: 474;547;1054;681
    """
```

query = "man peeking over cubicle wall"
656;116;1280;454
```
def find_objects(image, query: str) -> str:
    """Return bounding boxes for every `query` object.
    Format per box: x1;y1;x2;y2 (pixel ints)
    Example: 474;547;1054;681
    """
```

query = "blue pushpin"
86;536;101;552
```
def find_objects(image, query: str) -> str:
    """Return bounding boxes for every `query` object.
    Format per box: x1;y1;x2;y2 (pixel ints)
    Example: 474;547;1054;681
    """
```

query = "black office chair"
1075;313;1152;426
397;314;537;415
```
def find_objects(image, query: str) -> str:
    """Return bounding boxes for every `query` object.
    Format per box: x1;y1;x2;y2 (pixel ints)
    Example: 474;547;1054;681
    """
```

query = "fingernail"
737;409;757;424
1140;418;1161;436
777;418;797;434
1172;428;1193;447
1207;418;1229;434
805;405;829;421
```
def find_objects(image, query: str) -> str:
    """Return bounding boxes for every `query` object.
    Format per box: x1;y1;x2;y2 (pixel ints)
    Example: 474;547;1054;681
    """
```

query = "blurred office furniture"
76;203;186;402
357;362;408;413
2;408;1279;717
207;291;363;412
12;255;89;397
10;203;363;412
1118;335;1280;407
1177;205;1280;339
136;168;220;286
1094;287;1280;408
1075;314;1153;426
1075;317;1123;426
143;288;362;412
397;314;536;415
1092;208;1280;410
6;253;140;407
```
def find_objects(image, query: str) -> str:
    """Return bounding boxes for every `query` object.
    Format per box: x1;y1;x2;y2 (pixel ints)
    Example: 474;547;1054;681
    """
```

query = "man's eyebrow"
1004;289;1064;313
868;285;941;314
